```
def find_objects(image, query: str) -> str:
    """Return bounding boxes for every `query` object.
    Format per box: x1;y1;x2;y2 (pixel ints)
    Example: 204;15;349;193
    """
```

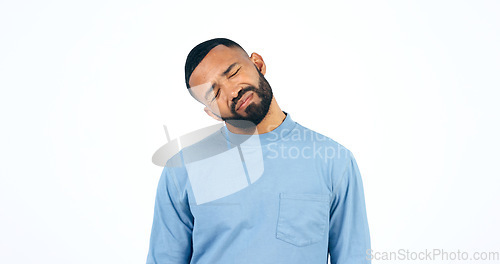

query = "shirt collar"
220;111;296;146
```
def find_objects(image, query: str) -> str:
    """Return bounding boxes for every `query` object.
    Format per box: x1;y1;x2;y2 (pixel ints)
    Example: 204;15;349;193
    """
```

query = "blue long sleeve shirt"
147;112;371;264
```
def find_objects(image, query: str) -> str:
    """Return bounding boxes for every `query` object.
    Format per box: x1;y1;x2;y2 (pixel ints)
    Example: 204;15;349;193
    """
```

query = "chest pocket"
276;193;331;247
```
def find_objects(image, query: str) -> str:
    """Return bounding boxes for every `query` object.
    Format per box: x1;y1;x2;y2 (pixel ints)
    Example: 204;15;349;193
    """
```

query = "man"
147;38;371;264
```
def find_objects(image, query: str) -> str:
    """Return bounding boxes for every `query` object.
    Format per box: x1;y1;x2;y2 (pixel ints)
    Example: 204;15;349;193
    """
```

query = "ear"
250;52;266;75
204;106;223;122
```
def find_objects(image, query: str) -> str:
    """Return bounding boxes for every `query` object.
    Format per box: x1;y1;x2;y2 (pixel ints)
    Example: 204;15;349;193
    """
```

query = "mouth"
236;92;254;111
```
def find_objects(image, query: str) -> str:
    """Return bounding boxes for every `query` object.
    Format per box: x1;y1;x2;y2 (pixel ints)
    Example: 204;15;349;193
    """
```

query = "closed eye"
211;88;220;102
229;68;240;78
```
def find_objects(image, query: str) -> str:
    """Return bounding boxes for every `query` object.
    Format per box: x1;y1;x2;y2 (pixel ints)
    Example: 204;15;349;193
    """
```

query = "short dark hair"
184;38;245;89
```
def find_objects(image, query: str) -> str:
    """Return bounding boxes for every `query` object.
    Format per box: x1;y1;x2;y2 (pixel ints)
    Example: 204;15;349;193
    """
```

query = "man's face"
188;45;273;129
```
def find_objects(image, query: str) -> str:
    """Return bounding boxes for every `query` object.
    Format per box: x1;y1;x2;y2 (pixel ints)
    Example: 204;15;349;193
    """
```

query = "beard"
220;71;273;129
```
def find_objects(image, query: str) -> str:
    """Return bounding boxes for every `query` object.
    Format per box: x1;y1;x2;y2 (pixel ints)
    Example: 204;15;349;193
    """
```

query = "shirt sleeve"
146;165;194;264
328;151;371;264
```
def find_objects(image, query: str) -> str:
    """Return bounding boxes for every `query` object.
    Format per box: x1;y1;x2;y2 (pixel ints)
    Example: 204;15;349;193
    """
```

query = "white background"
1;0;499;263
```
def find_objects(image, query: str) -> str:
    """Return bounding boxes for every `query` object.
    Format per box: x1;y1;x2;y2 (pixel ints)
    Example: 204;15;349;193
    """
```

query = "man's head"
185;38;273;129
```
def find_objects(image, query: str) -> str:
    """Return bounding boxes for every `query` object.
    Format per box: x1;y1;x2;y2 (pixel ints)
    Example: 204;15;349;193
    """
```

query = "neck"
225;97;286;135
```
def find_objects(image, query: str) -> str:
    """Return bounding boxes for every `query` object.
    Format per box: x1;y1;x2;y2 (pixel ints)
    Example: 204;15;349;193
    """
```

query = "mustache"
232;86;259;106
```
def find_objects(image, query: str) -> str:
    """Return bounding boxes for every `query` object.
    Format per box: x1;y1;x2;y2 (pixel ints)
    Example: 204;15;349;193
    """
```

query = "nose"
230;86;241;99
220;80;242;102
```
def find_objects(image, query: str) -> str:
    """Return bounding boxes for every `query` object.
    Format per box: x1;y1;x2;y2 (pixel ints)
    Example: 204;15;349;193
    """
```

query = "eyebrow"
204;63;239;100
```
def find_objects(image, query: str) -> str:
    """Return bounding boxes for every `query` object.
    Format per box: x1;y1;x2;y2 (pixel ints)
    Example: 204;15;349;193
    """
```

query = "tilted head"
185;38;273;128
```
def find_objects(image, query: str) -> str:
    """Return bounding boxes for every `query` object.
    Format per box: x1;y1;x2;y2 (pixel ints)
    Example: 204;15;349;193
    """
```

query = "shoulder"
159;127;227;193
164;127;227;169
293;122;353;161
291;122;357;189
158;127;224;184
